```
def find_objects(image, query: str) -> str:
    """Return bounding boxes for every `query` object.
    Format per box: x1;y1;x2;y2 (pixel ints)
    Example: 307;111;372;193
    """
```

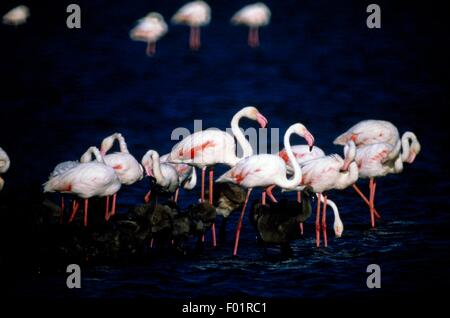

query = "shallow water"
1;0;449;300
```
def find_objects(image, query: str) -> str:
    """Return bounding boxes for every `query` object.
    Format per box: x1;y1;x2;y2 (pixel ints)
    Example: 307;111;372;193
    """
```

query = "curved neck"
388;140;402;161
337;161;358;188
319;195;341;225
0;176;4;192
401;132;416;162
116;134;129;153
231;110;254;160
150;151;166;185
81;147;104;163
277;126;302;189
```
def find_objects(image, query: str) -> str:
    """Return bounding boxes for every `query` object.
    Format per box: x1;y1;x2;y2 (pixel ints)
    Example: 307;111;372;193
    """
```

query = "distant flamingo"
216;123;315;256
2;5;29;26
100;133;143;218
171;1;211;50
168;106;267;247
44;147;121;226
141;150;179;203
354;131;421;227
130;12;168;56
231;2;271;48
293;140;358;247
0;147;10;192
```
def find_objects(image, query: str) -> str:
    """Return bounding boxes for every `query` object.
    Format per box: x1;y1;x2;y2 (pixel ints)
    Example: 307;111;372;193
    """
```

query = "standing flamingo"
44;147;121;226
354;131;421;227
0;147;10;192
160;153;197;202
231;2;271;48
2;5;29;26
141;150;180;203
279;144;325;234
130;12;168;56
216;123;315;256
292;140;358;247
168;106;267;247
171;1;211;50
100;133;143;218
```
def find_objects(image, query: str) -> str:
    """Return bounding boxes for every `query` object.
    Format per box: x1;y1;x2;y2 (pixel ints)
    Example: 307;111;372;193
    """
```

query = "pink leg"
150;238;154;249
60;196;65;224
233;188;252;256
322;194;328;247
110;193;117;218
84;199;88;227
68;200;80;223
315;193;321;247
146;41;156;56
105;196;110;221
201;167;206;203
369;178;377;228
266;185;278;203
254;27;260;47
248;27;257;47
174;188;179;203
196;27;201;49
189;26;195;49
297;192;303;235
262;191;266;205
299;223;304;235
210;167;216;247
144;190;151;203
352;184;381;219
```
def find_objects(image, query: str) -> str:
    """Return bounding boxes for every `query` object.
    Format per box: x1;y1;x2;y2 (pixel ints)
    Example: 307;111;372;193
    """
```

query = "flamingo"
130;12;168;56
44;147;121;226
231;2;271;48
216;123;315;256
168;106;267;247
278;144;325;234
291;140;358;247
100;132;144;218
171;1;211;50
160;153;197;202
141;150;180;203
0;147;10;192
2;5;29;26
354;131;421;227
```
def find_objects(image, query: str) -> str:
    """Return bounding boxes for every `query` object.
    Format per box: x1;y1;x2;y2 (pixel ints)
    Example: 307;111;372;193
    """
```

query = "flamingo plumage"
2;5;29;26
0;147;10;192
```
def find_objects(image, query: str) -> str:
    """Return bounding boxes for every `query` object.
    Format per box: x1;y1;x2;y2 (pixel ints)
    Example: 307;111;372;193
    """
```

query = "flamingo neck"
0;176;4;192
318;196;343;236
231;109;254;161
337;161;359;189
277;126;302;189
116;134;130;153
151;151;166;186
400;132;417;162
80;147;104;163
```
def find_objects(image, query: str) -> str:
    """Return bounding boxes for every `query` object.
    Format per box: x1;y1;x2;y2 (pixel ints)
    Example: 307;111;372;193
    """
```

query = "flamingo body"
334;120;399;147
2;5;29;26
171;1;211;27
0;147;10;191
231;3;271;27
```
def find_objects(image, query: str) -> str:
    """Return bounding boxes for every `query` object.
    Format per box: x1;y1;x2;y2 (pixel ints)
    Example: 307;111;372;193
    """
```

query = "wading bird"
231;2;271;48
130;12;168;56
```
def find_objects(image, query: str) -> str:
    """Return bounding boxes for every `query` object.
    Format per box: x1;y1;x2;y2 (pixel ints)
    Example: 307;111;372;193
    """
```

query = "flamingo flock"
0;107;413;256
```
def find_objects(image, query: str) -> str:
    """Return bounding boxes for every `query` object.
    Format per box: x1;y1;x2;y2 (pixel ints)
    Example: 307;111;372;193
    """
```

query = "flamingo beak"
100;149;106;157
407;152;416;164
256;113;268;128
305;130;315;151
341;160;350;172
145;167;154;178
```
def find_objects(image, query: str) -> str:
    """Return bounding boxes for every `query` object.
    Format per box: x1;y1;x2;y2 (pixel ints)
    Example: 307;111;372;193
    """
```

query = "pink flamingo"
171;1;211;50
130;12;168;56
100;133;143;218
216;123;315;256
44;147;121;226
279;144;325;234
160;153;197;202
168;106;268;246
355;131;421;227
0;147;10;192
231;2;271;48
295;140;358;247
2;5;29;26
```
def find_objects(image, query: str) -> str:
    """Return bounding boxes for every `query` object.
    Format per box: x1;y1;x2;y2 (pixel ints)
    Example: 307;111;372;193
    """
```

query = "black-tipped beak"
309;146;313;152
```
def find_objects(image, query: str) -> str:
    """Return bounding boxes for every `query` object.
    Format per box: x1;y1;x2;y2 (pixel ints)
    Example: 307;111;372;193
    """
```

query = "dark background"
0;0;449;309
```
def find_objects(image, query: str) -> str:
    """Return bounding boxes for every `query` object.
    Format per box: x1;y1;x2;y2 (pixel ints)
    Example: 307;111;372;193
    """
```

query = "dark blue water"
1;0;449;301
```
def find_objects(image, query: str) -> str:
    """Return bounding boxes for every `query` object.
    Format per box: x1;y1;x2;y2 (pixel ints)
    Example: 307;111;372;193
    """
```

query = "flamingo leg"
146;41;156;56
196;27;201;49
262;191;266;205
209;166;217;247
201;166;206;203
84;199;88;227
369;178;375;228
322;194;328;247
60;196;65;224
352;184;381;219
109;193;117;218
297;191;303;235
189;26;195;50
68;200;80;223
174;188;179;203
144;190;151;203
233;188;252;256
150;238;154;249
105;196;110;221
315;193;321;247
254;27;260;47
266;185;278;203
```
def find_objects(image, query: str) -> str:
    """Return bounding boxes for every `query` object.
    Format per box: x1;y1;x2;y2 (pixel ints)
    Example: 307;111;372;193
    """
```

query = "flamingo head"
141;150;158;178
342;140;356;171
407;139;421;164
100;133;121;156
334;219;344;238
242;106;268;128
293;124;315;151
